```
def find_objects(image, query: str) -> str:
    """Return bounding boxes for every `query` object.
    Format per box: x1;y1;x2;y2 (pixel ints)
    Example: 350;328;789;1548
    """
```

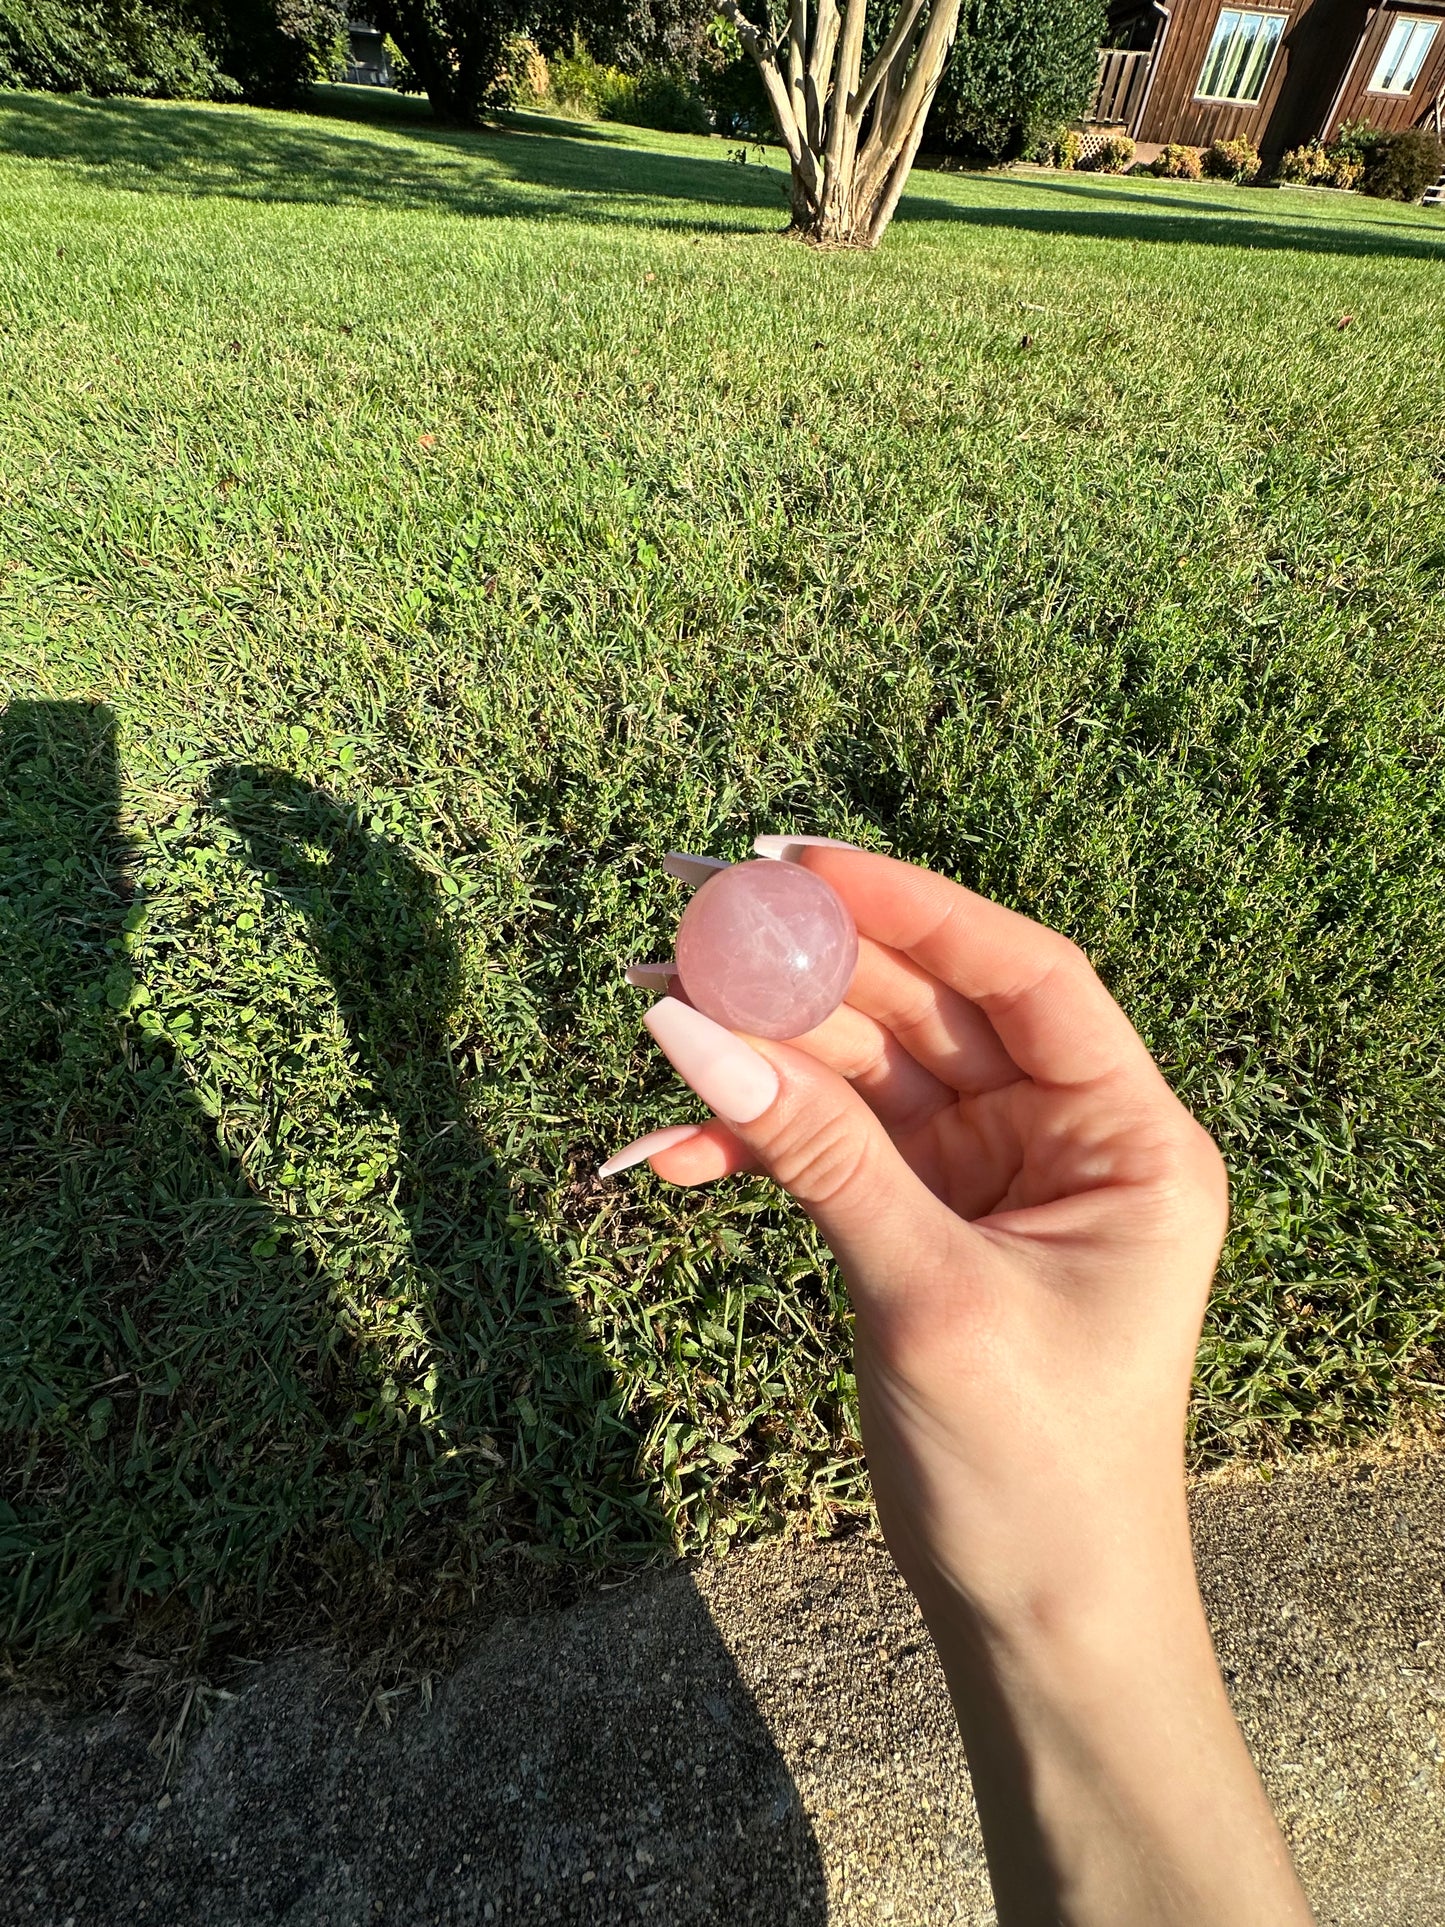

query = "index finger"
772;844;1152;1089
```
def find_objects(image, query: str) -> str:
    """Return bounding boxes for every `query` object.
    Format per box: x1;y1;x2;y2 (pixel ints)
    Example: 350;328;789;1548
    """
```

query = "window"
1367;16;1438;93
1195;9;1286;102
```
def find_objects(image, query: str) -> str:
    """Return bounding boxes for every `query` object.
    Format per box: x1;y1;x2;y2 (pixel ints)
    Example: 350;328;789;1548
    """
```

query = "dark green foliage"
934;0;1106;161
1354;124;1445;203
1325;117;1445;203
585;0;715;76
195;0;347;108
630;59;707;131
0;0;344;102
696;48;768;139
0;0;221;97
376;0;533;120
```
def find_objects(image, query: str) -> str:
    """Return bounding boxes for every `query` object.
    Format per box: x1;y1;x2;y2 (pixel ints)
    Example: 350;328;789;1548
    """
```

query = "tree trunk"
716;0;962;247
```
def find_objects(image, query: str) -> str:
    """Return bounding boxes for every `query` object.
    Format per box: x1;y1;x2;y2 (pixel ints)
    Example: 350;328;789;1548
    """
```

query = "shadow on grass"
4;86;1443;257
0;703;825;1924
0;88;792;230
904;168;1445;260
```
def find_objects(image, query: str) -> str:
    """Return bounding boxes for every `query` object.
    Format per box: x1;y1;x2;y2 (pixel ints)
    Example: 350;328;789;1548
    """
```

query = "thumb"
641;996;953;1283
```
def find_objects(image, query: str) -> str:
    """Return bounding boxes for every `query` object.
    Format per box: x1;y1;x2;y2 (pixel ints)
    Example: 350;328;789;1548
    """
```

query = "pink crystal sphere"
674;860;858;1040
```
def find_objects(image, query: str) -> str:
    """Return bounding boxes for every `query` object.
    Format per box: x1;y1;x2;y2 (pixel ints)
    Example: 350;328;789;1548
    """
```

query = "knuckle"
1051;932;1101;986
1149;1114;1230;1233
765;1107;871;1207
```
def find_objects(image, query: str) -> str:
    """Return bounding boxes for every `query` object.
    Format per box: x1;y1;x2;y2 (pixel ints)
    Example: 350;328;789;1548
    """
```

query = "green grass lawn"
3;83;1444;1683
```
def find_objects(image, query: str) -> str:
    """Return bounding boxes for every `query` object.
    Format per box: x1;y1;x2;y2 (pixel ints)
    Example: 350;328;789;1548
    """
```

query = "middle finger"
843;934;1021;1095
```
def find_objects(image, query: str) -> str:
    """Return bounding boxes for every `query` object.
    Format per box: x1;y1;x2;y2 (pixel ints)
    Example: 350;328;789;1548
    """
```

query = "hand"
604;840;1314;1927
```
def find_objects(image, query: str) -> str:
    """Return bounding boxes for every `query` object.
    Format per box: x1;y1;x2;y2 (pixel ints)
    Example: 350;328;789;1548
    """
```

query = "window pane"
1196;10;1284;101
1199;11;1244;96
1237;13;1283;96
1369;17;1438;92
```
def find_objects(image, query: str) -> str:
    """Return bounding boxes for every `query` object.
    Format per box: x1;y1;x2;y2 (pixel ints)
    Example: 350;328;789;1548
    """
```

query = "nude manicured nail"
643;997;780;1123
752;834;862;860
623;960;679;988
598;1122;704;1178
663;852;730;887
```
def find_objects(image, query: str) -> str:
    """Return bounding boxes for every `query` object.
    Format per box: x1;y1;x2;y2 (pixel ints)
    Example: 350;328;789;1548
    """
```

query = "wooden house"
1092;0;1445;159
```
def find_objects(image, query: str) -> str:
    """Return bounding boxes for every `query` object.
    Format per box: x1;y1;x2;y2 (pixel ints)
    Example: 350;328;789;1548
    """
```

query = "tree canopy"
0;0;347;103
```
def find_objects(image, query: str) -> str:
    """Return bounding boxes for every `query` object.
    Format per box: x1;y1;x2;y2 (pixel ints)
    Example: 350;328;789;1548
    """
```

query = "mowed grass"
2;85;1444;1679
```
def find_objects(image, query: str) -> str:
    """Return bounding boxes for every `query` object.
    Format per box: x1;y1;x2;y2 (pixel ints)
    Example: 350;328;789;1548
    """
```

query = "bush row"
1279;121;1444;201
1038;120;1444;201
0;0;345;105
482;30;767;140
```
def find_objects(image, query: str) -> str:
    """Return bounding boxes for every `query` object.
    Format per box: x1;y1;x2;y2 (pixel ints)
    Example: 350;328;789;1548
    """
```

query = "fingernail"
643;997;779;1124
623;960;679;989
752;834;863;860
663;852;730;887
598;1122;704;1178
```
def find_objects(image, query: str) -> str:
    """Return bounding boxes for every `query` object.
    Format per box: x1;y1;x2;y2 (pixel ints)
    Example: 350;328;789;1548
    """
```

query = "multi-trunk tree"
716;0;964;246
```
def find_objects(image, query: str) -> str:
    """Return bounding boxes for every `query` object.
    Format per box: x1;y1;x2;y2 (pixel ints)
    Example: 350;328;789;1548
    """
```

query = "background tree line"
0;0;1105;165
0;0;348;104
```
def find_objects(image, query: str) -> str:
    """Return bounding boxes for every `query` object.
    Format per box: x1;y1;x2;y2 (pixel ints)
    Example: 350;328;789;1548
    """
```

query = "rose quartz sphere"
674;860;858;1040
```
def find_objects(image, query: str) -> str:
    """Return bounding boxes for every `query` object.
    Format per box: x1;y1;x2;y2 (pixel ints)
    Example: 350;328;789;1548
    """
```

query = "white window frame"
1193;8;1289;104
1366;15;1439;94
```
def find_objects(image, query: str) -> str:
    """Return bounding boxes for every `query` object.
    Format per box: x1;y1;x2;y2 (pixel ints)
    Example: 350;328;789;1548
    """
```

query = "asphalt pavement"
4;1446;1443;1926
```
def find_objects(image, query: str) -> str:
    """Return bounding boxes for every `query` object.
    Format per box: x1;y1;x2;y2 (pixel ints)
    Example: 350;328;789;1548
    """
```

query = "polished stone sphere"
674;859;858;1039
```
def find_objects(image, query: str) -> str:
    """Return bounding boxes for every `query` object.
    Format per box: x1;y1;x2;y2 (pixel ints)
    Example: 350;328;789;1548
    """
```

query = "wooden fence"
1089;48;1153;129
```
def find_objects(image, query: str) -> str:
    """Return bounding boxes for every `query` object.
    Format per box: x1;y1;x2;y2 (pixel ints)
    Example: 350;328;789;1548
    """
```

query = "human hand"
610;837;1224;1629
603;840;1312;1926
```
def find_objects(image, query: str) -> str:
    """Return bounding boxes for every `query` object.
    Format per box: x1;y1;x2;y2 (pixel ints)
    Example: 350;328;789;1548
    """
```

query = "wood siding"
1135;0;1304;147
1326;1;1445;134
1128;0;1430;153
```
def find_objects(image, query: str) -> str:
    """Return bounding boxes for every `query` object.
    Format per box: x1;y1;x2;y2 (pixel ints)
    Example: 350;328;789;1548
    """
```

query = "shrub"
1330;116;1379;171
628;61;710;134
0;0;343;103
0;0;224;97
1278;141;1363;190
196;0;346;107
1152;141;1202;180
493;30;548;106
1328;120;1445;200
696;51;769;139
544;38;608;113
533;37;710;136
1279;141;1329;185
1078;130;1135;173
934;0;1107;161
1359;125;1445;202
1202;135;1261;184
382;31;421;92
1024;124;1084;167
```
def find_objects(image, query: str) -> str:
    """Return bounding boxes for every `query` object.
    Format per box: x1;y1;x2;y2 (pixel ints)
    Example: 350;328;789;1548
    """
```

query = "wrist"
881;1451;1202;1679
918;1543;1311;1927
927;1536;1214;1712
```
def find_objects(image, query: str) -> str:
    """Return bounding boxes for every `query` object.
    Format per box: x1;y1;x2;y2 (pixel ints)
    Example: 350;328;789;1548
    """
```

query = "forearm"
926;1556;1315;1927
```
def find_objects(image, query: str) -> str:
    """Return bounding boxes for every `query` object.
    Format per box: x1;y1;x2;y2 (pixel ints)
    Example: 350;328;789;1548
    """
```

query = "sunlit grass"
2;85;1443;1678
